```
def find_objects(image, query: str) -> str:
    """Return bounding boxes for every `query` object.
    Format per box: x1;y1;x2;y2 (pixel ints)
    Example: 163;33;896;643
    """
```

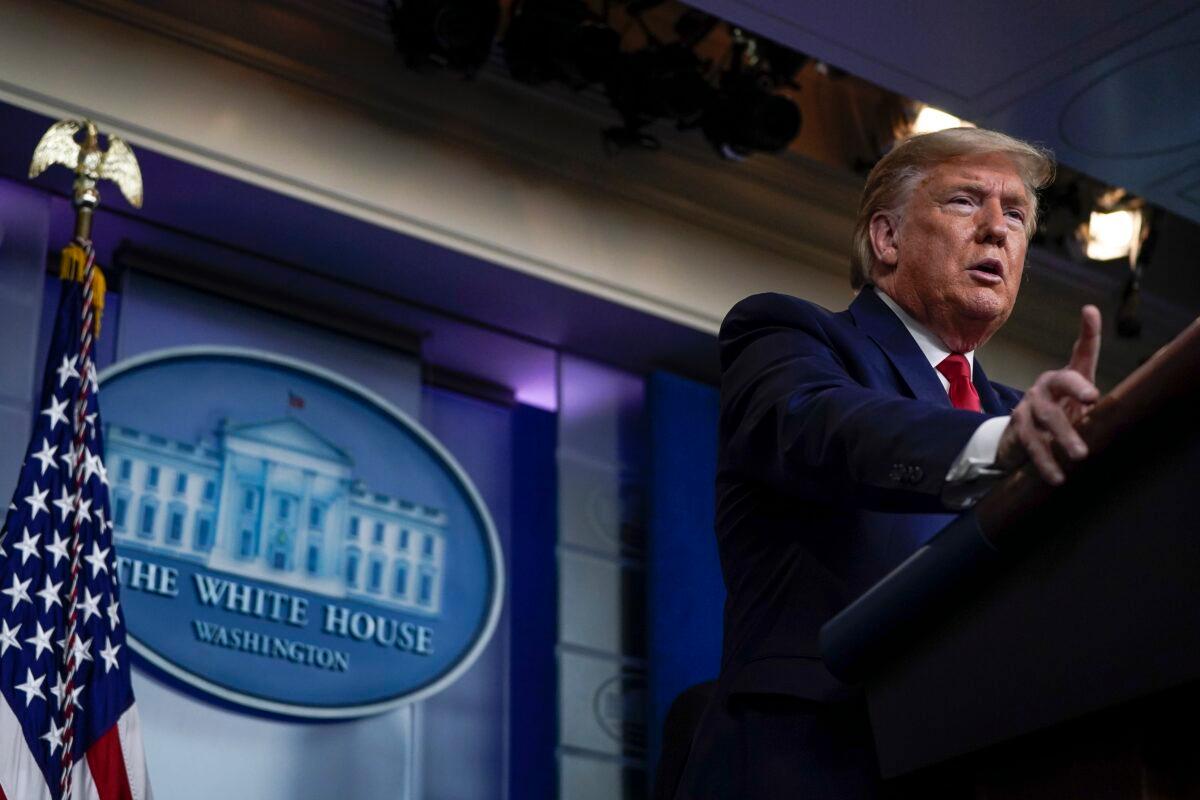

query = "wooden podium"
820;317;1200;798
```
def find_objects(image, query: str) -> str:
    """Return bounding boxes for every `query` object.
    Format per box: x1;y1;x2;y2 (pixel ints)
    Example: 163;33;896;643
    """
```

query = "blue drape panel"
508;404;558;800
646;371;723;778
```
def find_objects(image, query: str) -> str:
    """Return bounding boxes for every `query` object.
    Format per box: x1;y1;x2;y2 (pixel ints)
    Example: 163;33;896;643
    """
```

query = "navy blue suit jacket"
714;288;1022;702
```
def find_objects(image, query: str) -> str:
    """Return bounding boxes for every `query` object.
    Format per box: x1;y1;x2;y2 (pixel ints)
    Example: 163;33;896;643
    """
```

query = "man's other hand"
996;305;1102;485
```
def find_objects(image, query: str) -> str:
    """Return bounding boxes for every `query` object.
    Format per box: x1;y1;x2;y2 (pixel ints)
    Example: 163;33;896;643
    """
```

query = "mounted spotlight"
503;0;620;88
1080;188;1150;266
604;43;714;149
389;0;500;75
699;32;801;158
1086;208;1143;261
701;73;801;158
1072;187;1155;339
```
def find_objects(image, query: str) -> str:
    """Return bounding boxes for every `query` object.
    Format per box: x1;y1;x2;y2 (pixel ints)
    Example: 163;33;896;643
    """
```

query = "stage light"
910;105;973;135
503;0;620;88
1084;208;1144;262
604;43;714;147
698;31;801;158
701;73;801;158
389;0;500;75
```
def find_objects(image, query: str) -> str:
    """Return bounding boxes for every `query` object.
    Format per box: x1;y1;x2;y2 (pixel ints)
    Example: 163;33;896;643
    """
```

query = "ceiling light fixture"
1084;208;1143;262
909;105;973;135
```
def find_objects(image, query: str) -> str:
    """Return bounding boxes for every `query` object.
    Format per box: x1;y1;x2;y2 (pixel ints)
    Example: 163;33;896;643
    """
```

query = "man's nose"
976;200;1008;244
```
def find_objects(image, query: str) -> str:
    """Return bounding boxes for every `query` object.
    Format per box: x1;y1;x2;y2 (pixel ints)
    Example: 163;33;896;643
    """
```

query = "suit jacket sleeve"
719;294;1004;513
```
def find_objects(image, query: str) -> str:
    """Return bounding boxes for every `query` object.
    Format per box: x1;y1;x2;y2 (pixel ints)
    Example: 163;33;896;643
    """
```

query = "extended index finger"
1068;304;1102;383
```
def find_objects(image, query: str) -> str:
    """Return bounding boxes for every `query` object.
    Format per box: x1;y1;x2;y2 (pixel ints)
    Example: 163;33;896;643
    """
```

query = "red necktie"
936;353;982;412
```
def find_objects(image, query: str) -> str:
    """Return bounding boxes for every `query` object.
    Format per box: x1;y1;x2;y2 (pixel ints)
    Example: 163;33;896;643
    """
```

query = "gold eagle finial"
29;118;143;209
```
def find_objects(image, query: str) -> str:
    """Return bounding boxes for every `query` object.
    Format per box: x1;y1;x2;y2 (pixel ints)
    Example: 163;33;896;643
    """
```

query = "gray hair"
849;127;1055;289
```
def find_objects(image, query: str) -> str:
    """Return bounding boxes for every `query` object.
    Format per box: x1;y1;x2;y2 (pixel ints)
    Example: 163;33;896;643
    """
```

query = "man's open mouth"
967;259;1004;282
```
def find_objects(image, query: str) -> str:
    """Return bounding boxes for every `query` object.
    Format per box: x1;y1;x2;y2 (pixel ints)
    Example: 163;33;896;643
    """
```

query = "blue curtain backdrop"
508;404;558;800
646;371;723;777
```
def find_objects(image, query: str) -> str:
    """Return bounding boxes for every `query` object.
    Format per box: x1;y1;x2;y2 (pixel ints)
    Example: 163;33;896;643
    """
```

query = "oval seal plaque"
98;347;503;718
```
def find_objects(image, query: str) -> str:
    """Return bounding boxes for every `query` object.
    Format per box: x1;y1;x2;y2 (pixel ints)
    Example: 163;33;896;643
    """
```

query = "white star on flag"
31;438;58;475
58;439;77;472
15;667;44;707
71;634;94;666
55;353;79;388
99;637;122;674
107;598;121;630
24;485;49;521
24;621;55;659
48;670;67;708
79;587;102;623
2;574;32;609
84;541;111;577
0;618;21;655
41;717;65;757
13;527;41;564
52;485;78;521
68;683;84;712
36;575;63;613
40;396;69;431
95;456;110;487
45;530;70;567
80;449;100;483
76;495;93;524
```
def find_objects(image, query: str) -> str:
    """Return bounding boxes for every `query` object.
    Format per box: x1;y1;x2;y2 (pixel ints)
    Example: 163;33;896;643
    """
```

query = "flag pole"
27;118;143;799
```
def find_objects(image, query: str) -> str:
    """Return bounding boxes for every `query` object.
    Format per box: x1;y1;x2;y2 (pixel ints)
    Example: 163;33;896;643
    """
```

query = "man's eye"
1005;209;1026;222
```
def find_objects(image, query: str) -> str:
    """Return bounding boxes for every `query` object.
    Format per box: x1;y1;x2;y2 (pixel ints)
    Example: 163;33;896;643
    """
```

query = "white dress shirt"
873;289;1009;507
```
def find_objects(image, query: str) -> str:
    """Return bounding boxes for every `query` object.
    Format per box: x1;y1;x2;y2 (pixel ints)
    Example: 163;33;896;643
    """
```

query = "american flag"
0;251;152;799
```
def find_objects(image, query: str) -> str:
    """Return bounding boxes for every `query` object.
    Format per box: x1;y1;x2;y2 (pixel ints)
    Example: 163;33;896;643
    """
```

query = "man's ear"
869;212;900;268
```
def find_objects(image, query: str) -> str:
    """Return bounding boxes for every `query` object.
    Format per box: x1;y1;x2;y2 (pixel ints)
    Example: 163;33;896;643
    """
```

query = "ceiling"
689;0;1200;226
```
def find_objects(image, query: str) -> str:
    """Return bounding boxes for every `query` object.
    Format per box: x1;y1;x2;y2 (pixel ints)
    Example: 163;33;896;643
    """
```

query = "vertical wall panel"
0;181;48;498
419;387;513;800
557;355;648;799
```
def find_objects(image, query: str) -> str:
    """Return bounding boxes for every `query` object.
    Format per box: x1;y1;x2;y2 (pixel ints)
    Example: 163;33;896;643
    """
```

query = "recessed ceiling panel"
1060;41;1200;157
692;0;1158;101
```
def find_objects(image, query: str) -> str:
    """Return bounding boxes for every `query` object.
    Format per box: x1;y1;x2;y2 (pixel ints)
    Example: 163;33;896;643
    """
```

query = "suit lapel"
849;288;951;407
971;358;1008;414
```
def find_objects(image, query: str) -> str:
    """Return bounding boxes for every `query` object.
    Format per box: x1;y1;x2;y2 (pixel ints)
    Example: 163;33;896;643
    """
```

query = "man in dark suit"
673;128;1102;798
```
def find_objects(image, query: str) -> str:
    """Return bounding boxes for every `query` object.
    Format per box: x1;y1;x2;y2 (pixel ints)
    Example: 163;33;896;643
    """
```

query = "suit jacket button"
909;465;924;483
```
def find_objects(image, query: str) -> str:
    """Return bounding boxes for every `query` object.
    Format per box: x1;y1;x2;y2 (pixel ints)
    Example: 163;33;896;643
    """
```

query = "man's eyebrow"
946;181;1030;207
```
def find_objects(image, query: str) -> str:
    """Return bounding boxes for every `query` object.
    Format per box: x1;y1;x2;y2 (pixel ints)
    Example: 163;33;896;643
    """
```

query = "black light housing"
701;72;801;157
503;0;620;88
389;0;500;75
604;43;714;147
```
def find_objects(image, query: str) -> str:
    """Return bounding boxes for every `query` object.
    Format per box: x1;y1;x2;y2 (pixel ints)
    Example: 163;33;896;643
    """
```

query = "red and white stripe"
0;698;152;800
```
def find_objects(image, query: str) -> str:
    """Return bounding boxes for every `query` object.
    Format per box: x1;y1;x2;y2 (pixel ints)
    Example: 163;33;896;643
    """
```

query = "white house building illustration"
105;417;447;616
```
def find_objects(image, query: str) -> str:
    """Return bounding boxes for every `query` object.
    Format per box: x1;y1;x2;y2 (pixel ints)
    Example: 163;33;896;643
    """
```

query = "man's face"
873;152;1030;351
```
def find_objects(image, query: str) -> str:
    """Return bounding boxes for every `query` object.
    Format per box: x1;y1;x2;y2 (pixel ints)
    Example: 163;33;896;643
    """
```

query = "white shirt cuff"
942;415;1010;509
